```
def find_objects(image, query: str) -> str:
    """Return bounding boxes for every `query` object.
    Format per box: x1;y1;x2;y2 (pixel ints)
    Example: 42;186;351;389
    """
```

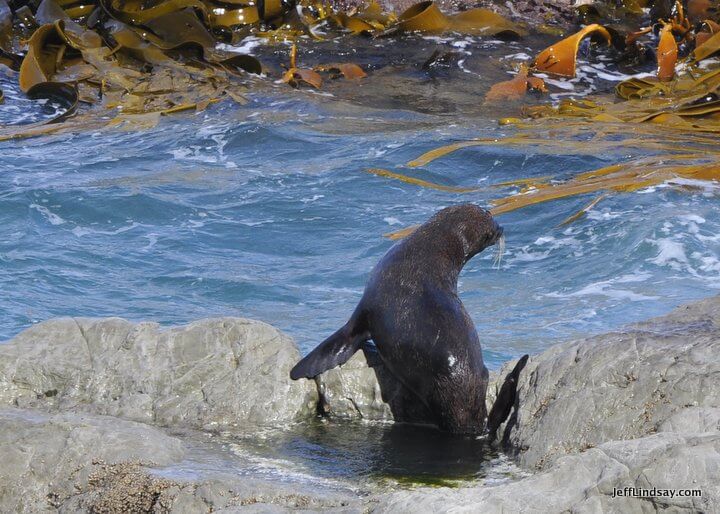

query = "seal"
290;203;527;435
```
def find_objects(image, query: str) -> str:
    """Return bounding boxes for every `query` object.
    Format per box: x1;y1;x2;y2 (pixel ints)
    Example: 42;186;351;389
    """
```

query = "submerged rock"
0;317;317;429
332;0;580;29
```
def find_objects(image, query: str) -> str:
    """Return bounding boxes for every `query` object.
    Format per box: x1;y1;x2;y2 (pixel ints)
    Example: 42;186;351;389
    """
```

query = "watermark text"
612;487;702;499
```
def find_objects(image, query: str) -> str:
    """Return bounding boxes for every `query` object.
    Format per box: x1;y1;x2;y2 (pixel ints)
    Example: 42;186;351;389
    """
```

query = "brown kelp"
0;0;528;139
4;0;720;231
369;1;720;238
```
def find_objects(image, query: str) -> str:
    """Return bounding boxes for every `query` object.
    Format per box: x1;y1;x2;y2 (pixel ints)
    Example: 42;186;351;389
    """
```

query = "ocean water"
2;75;720;368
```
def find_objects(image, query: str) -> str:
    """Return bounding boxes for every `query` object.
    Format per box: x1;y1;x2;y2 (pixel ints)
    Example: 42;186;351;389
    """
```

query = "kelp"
693;28;720;61
333;0;395;34
282;43;367;88
558;193;608;226
380;146;720;240
0;0;267;136
282;43;323;88
525;66;720;128
367;168;481;193
657;23;678;81
532;24;611;77
1;0;526;137
315;63;367;80
489;156;720;216
396;1;526;37
480;22;612;106
376;101;720;239
484;65;546;104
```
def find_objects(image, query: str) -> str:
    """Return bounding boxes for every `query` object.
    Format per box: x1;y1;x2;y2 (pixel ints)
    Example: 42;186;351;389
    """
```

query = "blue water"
2;78;719;368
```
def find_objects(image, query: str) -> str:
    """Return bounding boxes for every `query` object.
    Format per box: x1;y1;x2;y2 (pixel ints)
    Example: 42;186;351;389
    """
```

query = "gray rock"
659;407;720;435
315;351;393;421
374;430;720;513
0;407;359;513
0;317;317;429
4;296;720;513
493;296;720;470
0;408;184;513
315;348;432;423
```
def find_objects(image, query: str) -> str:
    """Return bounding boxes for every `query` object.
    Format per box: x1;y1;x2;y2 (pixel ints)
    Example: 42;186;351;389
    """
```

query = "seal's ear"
486;354;529;440
290;322;369;380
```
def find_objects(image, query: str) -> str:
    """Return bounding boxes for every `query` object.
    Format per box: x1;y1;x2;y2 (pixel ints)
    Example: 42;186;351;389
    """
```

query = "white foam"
547;281;658;301
678;214;706;224
586;209;621;220
142;233;158;251
301;195;325;203
578;64;654;82
217;36;263;55
171;146;219;164
547;271;658;301
30;204;65;225
508;249;551;262
541;77;576;91
71;222;141;237
649;238;688;269
502;52;532;61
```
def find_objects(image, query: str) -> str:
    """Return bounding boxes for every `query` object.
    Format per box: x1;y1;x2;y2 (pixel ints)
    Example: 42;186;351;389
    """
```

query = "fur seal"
291;204;527;435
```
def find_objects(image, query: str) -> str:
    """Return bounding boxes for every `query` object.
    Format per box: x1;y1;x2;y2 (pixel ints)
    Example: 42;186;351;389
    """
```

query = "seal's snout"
485;218;503;246
491;222;504;244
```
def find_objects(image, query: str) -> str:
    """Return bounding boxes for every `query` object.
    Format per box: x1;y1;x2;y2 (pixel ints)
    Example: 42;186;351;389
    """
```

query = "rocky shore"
1;298;719;512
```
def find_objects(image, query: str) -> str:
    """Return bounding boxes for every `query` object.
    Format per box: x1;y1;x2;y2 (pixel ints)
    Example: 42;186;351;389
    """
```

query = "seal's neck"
428;235;471;291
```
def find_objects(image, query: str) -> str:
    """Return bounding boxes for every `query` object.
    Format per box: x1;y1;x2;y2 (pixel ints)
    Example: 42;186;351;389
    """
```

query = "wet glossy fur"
291;204;505;434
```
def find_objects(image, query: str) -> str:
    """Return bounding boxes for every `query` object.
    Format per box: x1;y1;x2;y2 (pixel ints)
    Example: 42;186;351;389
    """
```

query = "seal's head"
425;204;503;263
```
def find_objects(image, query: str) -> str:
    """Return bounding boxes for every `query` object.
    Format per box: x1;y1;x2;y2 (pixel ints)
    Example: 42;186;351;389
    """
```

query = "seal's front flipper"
487;354;529;440
290;323;369;380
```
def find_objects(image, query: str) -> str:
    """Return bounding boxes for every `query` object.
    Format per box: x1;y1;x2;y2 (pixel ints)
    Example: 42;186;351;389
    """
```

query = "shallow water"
159;419;528;491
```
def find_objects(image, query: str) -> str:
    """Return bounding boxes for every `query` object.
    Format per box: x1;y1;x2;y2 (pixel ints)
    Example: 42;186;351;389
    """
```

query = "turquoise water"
2;42;719;369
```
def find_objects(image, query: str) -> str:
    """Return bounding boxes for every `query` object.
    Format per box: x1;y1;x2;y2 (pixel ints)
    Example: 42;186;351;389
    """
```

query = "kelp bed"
0;0;529;138
360;1;720;237
2;0;720;228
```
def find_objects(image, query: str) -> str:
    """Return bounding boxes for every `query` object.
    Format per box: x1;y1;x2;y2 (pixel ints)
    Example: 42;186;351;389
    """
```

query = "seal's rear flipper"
290;324;368;380
487;354;529;440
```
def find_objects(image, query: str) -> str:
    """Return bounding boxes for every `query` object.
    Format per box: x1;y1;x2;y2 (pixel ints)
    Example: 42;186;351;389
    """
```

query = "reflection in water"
226;419;501;487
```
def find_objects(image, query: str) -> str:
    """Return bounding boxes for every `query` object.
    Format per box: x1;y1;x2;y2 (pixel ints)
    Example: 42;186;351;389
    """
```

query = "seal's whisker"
493;234;505;269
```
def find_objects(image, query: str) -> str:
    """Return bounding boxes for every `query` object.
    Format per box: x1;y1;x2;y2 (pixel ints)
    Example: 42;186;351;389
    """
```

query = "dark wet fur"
291;204;509;434
487;354;529;441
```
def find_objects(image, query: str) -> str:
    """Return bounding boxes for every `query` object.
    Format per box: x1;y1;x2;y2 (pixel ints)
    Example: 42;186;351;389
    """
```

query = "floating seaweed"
0;0;527;138
3;0;720;232
366;0;720;238
377;126;720;239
